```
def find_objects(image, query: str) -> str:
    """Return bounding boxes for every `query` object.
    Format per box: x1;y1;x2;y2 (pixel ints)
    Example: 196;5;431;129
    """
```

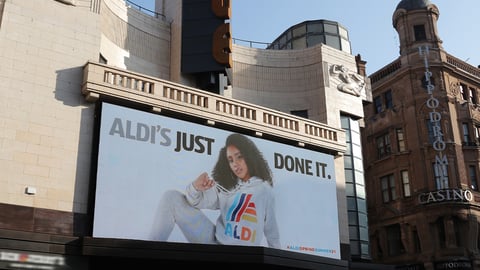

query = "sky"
130;0;479;75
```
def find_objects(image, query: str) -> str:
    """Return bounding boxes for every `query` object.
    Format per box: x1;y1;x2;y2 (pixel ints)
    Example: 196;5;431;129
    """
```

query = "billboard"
92;102;340;260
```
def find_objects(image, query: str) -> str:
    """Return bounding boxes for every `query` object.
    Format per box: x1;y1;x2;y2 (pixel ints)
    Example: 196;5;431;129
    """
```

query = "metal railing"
232;38;270;49
125;0;165;20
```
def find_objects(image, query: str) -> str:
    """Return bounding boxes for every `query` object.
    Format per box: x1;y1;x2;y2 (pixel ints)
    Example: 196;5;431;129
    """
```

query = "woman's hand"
192;172;215;191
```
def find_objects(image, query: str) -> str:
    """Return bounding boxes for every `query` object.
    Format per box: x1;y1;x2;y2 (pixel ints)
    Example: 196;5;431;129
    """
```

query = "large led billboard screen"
92;102;341;260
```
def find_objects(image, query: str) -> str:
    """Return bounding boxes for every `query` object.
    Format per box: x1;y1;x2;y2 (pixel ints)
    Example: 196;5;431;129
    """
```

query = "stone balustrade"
81;61;346;154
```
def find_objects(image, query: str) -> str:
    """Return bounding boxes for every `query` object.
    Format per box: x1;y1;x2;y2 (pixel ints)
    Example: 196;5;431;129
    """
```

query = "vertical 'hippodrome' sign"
419;46;448;189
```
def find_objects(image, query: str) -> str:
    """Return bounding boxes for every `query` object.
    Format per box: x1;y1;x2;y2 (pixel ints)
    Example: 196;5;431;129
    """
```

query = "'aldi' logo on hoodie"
224;193;257;243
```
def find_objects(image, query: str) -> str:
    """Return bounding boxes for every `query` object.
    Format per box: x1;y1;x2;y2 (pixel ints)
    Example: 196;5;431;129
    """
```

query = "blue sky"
130;0;479;75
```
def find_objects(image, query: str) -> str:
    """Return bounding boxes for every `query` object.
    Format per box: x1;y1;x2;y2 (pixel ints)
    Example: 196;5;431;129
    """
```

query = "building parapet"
369;60;402;84
370;53;480;85
81;61;346;154
446;54;480;78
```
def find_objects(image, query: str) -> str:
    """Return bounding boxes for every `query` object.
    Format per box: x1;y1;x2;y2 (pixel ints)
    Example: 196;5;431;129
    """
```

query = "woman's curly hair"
212;133;273;190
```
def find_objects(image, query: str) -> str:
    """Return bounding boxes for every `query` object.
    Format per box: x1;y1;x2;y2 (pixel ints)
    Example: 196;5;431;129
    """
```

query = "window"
339;26;349;39
469;166;478;190
324;23;339;34
381;174;396;203
435;218;446;248
460;84;468;100
376;133;391;159
401;170;411;197
414;25;426;41
433;162;449;189
427;120;444;145
307;34;324;47
292;24;306;38
412;227;421;252
375;233;384;258
453;217;466;247
325;35;341;50
386;224;405;256
396;128;406;152
462;123;471;145
469;87;477;104
292;36;306;49
459;83;477;103
384;90;393;109
475;125;480;141
374;96;383;113
373;90;393;114
307;22;324;33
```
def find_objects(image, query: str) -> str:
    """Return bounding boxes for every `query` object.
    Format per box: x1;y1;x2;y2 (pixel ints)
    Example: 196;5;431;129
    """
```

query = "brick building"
363;1;480;269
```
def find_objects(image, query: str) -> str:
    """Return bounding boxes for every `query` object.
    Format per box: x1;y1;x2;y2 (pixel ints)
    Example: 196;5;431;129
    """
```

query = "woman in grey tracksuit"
151;133;281;248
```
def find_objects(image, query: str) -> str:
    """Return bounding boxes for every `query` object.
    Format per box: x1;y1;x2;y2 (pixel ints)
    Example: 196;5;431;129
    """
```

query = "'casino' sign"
418;188;473;204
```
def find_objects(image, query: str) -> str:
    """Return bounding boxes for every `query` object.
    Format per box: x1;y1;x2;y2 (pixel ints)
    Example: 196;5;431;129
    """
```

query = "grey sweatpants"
149;189;217;244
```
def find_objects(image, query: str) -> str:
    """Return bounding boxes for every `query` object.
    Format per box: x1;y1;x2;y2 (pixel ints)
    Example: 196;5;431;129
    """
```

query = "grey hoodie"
185;176;281;248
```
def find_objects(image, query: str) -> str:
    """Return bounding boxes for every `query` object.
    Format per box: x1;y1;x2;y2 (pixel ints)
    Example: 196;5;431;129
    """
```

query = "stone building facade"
363;1;480;269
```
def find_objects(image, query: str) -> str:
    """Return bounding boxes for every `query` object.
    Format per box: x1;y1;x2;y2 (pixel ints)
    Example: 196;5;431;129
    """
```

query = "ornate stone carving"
449;81;461;96
330;64;365;97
